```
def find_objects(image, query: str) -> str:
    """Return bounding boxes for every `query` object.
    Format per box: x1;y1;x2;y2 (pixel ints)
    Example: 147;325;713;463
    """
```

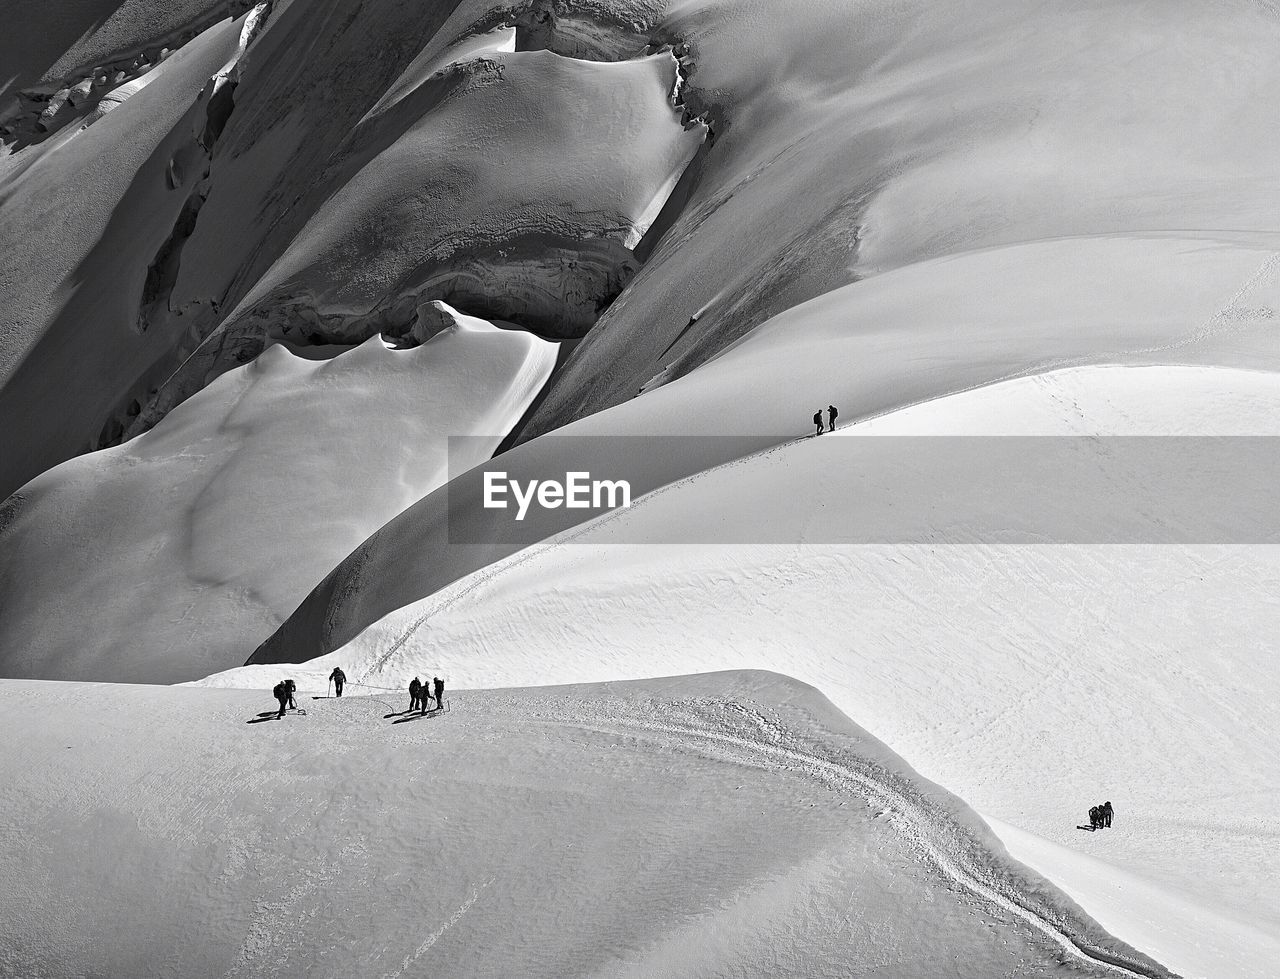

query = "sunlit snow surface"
0;672;1168;978
211;364;1280;979
5;0;1280;975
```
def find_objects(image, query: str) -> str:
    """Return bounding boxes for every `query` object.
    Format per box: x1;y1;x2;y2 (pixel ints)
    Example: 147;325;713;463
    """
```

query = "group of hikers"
271;678;297;718
268;670;446;718
409;675;446;714
1086;800;1114;831
813;404;838;435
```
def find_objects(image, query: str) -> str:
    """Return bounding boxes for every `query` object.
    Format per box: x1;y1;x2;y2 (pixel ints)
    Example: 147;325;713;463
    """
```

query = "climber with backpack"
409;676;423;713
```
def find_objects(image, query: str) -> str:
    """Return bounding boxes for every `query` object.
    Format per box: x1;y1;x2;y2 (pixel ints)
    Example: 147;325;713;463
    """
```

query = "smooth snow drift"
0;309;556;683
0;672;1169;978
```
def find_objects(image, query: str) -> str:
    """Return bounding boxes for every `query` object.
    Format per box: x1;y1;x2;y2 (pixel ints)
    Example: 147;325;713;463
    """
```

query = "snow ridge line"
354;253;1280;679
356;436;803;683
538;704;1172;979
357;251;1280;680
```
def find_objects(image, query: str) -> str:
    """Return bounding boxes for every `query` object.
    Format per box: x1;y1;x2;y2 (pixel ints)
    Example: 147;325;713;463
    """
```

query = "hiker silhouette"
433;676;445;712
329;667;345;697
409;677;423;713
813;410;823;436
273;681;289;719
827;404;838;432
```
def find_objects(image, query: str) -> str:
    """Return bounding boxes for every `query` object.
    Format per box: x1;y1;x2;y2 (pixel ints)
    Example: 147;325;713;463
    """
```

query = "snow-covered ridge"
0;671;1174;977
251;233;1280;669
4;3;1280;974
230;363;1280;979
0;0;264;150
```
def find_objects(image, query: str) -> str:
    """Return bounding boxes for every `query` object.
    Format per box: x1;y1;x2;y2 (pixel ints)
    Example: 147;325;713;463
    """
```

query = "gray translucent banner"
446;436;1280;545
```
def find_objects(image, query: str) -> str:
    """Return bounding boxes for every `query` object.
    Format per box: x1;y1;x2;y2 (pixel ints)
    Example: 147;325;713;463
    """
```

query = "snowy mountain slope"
0;12;251;498
210;364;1280;979
253;234;1280;666
0;0;236;117
2;1;1279;973
0;672;1171;979
11;0;1280;496
0;308;556;683
517;0;1280;438
0;0;698;497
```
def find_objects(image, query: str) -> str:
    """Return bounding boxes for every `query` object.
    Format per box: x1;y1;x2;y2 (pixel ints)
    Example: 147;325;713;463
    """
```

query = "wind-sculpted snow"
131;47;704;438
0;672;1171;978
0;307;556;683
0;0;700;495
3;2;1280;972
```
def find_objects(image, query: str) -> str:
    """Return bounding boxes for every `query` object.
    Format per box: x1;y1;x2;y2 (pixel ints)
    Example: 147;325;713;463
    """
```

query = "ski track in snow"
384;876;495;979
507;696;1166;979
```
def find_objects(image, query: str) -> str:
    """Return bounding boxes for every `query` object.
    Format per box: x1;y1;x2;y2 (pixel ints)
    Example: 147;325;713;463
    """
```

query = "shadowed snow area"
0;0;695;498
0;672;1170;979
141;44;704;425
0;0;235;105
0;308;556;683
0;12;250;496
221;364;1280;979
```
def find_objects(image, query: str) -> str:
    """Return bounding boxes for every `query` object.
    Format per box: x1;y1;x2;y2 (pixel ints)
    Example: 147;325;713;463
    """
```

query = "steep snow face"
0;0;482;493
364;26;518;120
220;363;1280;979
0;14;249;499
0;307;556;683
0;0;699;497
0;673;1170;979
134;46;704;434
0;0;237;128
